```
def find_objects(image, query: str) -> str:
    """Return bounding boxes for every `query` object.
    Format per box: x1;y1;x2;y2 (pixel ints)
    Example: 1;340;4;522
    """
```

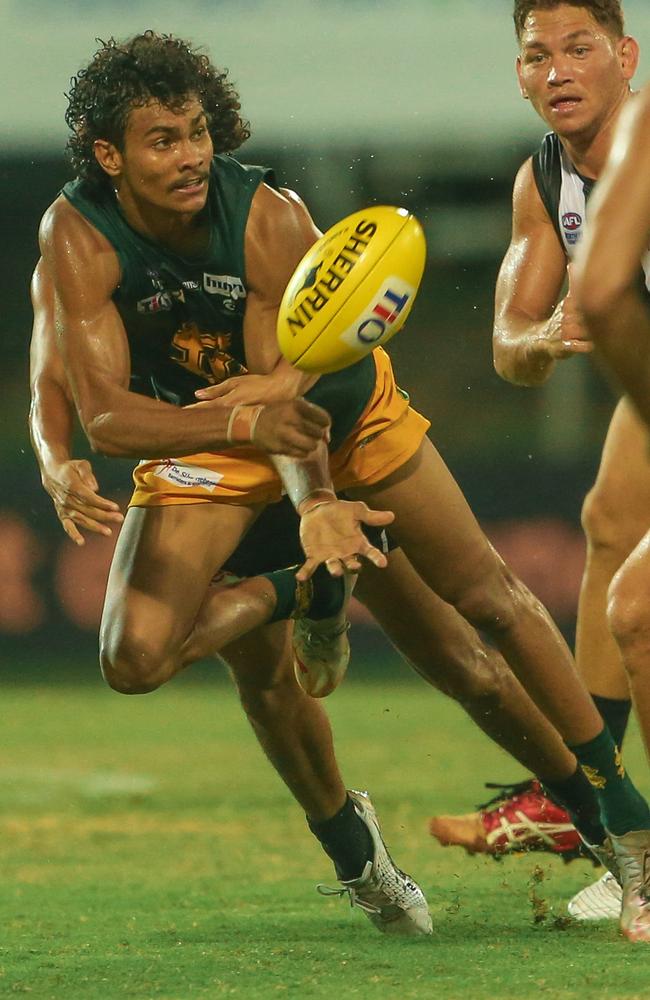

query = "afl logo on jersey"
562;212;583;245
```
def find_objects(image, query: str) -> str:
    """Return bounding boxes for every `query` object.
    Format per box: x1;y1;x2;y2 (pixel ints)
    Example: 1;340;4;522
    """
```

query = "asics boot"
429;780;583;860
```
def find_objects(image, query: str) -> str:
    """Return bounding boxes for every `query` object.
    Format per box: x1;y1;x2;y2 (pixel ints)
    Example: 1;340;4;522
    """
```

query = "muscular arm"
30;258;77;472
243;185;393;575
195;187;322;407
243;185;321;382
39;198;327;459
29;258;124;542
574;86;650;425
493;158;589;387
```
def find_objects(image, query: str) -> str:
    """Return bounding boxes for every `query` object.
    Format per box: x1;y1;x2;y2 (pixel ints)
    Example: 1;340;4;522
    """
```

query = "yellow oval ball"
277;205;426;374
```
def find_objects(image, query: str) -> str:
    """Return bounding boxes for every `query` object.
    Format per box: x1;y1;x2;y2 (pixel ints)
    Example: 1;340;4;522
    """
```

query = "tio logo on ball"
339;277;415;351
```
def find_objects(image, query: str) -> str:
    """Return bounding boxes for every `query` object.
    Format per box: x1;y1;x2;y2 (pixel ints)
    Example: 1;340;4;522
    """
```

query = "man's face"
106;96;213;216
516;5;636;140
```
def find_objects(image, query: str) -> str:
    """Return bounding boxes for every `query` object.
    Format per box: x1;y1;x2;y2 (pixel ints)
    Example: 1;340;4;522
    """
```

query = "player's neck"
116;189;210;256
558;90;632;180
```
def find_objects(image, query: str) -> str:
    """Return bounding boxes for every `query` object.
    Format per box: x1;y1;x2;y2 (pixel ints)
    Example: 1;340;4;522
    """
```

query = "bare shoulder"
248;182;315;245
39;195;119;294
246;183;319;295
39;195;111;257
512;157;551;225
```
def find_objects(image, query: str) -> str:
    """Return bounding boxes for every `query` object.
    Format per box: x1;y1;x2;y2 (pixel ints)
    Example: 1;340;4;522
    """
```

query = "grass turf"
1;674;649;999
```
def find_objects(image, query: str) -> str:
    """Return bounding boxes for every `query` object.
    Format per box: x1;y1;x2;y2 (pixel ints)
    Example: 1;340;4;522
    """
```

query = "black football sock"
541;768;606;847
591;694;632;750
262;566;299;623
303;565;346;620
261;565;346;624
568;726;650;836
308;795;374;881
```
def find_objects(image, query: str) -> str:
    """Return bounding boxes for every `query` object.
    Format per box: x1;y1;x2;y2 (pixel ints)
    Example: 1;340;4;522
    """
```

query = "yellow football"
277;205;426;374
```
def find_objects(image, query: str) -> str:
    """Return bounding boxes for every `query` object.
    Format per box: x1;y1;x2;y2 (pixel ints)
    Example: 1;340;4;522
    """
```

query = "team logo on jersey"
146;268;164;290
203;273;247;301
137;289;185;313
562;212;583;245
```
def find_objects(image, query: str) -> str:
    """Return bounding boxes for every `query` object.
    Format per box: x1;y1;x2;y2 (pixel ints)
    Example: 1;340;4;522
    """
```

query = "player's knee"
608;567;650;673
100;634;171;694
581;485;636;563
451;560;523;636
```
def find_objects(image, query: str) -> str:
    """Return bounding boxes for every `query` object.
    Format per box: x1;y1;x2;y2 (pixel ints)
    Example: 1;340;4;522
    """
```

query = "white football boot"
292;574;355;698
317;790;432;936
567;872;622;921
608;829;650;942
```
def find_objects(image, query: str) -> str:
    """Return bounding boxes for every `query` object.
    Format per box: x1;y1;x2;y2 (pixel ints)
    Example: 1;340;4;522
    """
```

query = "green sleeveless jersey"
62;154;375;451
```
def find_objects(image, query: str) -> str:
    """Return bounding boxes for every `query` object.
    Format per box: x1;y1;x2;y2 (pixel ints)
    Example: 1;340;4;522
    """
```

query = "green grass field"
2;671;650;999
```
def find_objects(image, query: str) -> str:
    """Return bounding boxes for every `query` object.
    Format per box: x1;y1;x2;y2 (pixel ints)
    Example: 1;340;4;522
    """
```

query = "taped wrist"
226;404;265;444
298;488;337;517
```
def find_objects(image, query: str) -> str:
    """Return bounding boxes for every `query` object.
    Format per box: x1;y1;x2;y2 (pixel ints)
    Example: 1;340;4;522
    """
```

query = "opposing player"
38;31;650;938
573;82;650;940
429;0;650;931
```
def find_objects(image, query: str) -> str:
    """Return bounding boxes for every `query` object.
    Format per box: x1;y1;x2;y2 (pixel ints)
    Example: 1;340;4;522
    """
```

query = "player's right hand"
42;459;124;545
254;398;331;456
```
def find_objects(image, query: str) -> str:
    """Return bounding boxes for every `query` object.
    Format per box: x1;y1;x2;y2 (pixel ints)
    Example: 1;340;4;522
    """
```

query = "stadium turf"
1;670;649;999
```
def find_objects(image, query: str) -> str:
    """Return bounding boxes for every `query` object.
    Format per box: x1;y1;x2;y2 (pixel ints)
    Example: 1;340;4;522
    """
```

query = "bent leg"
608;530;650;767
100;502;268;693
222;621;346;821
355;549;577;782
578;398;650;700
352;437;602;745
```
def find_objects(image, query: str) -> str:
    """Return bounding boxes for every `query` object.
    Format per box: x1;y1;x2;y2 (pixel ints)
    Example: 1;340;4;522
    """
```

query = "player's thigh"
584;397;650;553
351;437;498;603
101;502;260;656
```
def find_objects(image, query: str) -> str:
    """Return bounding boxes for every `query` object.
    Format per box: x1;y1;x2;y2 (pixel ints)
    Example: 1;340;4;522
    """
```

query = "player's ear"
515;56;529;99
93;139;123;179
618;35;639;82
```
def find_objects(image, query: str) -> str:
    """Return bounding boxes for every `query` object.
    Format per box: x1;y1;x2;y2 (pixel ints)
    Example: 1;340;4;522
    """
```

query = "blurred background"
2;0;649;677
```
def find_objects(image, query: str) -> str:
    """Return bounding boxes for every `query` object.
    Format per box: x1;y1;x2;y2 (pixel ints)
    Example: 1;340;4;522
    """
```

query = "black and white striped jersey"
532;131;650;291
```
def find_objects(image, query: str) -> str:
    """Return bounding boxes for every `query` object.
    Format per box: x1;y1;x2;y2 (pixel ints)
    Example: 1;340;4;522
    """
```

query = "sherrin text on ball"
277;205;426;374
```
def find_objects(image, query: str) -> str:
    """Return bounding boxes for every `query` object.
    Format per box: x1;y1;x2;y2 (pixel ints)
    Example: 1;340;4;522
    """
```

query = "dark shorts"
223;495;396;577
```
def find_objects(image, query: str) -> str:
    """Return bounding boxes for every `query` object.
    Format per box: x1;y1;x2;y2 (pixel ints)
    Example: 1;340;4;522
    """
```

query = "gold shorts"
130;348;430;508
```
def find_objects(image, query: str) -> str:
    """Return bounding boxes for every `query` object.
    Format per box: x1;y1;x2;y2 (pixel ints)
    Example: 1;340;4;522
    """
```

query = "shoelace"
298;621;350;646
476;779;536;811
316;883;382;916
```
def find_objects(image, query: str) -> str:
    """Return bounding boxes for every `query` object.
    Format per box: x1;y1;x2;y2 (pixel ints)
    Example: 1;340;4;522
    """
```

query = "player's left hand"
194;370;318;406
195;374;287;405
297;499;395;580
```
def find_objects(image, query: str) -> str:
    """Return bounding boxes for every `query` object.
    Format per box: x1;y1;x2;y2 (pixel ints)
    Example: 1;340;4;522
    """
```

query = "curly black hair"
65;31;250;188
513;0;625;39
